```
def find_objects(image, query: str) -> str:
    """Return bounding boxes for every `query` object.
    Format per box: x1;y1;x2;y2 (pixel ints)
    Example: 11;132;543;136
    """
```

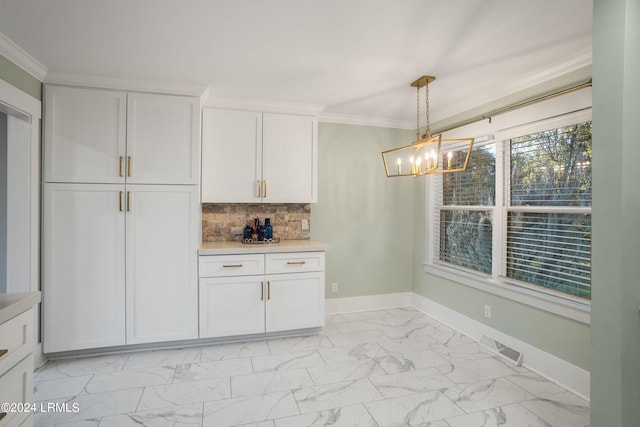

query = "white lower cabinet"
43;184;199;353
199;252;325;339
0;309;35;427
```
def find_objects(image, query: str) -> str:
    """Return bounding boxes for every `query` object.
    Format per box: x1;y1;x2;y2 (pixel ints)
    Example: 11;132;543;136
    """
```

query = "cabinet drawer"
0;354;33;427
266;252;325;274
199;254;264;278
0;310;33;378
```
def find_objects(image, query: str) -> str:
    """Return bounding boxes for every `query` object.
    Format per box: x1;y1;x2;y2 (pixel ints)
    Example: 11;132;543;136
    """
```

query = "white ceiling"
0;0;592;126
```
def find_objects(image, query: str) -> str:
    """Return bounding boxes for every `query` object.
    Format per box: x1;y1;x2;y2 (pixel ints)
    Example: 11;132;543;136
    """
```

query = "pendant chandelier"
381;75;474;177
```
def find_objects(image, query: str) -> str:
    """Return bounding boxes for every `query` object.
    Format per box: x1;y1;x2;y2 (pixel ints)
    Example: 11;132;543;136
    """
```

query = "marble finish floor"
33;307;590;426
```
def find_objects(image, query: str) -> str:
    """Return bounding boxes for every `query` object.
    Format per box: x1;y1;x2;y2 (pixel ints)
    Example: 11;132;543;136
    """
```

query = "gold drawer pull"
0;349;8;358
256;180;261;198
222;264;243;268
267;281;271;300
261;281;264;301
119;156;124;177
127;156;132;177
287;261;306;265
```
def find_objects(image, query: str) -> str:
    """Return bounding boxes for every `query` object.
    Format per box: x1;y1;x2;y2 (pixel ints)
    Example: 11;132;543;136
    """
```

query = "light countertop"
200;239;330;255
0;291;41;325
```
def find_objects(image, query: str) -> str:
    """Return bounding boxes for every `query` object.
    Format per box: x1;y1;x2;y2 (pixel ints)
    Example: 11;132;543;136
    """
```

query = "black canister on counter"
264;218;273;240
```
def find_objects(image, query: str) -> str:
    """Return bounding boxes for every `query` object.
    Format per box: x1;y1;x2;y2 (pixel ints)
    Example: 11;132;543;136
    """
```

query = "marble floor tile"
274;404;377;427
377;335;440;354
266;334;333;354
364;390;465;426
34;388;143;426
431;342;493;362
35;354;129;381
443;377;534;413
174;358;253;382
137;377;230;411
231;368;314;397
325;329;391;347
202;391;299;427
317;341;389;364
98;403;204;427
306;358;386;385
33;375;92;401
445;403;555;427
200;340;270;362
251;350;324;372
505;371;568;398
85;365;176;393
123;347;202;371
34;307;590;427
437;356;518;385
521;391;590;427
293;378;383;414
378;348;449;374
371;368;457;398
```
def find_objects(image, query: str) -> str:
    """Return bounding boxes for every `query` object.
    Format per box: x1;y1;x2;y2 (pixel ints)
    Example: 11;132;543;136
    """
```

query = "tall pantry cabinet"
43;85;200;353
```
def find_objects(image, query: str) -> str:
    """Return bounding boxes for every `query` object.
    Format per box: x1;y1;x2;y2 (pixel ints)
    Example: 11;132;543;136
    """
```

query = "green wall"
312;123;414;299
0;54;42;100
591;0;640;425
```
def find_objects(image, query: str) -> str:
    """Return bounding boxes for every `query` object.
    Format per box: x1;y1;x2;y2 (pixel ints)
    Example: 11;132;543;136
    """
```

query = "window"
430;120;592;303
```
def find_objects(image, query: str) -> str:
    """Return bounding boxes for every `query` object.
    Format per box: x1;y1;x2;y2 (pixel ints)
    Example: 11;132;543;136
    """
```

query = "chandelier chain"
416;85;420;140
425;82;431;139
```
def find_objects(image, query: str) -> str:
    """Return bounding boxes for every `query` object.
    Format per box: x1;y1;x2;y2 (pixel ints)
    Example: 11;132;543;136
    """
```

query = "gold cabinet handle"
267;281;271;300
261;281;264;301
263;180;267;198
287;261;306;265
119;156;124;177
222;264;243;268
127;156;132;177
126;191;131;212
256;180;261;198
119;191;123;212
0;349;8;358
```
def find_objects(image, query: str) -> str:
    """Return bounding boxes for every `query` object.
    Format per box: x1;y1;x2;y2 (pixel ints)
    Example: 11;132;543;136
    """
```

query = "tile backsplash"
202;203;311;242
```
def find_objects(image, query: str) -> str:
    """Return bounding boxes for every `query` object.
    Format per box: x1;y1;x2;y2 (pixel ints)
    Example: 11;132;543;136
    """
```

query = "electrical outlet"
301;219;309;230
331;282;338;293
484;305;492;319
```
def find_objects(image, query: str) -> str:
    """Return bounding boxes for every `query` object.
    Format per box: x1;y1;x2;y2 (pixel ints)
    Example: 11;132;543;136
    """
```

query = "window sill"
422;262;591;324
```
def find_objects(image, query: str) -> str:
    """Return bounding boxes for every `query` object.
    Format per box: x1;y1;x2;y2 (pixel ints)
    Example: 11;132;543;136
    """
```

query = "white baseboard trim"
325;292;413;314
324;292;589;400
411;292;590;401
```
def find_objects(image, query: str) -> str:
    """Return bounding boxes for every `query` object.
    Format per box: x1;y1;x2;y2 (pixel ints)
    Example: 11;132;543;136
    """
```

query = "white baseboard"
324;292;590;400
325;292;413;314
411;293;590;401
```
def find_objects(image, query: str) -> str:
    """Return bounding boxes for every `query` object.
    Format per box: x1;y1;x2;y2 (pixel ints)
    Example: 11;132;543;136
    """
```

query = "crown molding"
0;32;47;81
432;47;592;123
203;95;325;116
44;71;208;97
318;112;414;129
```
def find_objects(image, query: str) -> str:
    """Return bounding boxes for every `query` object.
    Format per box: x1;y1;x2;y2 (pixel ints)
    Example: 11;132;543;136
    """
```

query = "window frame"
425;107;592;324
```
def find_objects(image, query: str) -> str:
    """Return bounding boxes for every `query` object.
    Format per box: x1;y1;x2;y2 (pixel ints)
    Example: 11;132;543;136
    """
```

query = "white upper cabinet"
127;93;200;184
44;85;200;185
201;109;262;203
44;85;127;184
201;108;317;203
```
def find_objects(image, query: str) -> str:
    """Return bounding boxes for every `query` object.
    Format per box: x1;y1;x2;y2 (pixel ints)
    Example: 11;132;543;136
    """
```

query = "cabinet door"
262;113;317;203
199;276;265;338
126;93;200;184
43;184;126;352
265;272;324;333
125;185;199;344
44;85;127;184
201;109;262;202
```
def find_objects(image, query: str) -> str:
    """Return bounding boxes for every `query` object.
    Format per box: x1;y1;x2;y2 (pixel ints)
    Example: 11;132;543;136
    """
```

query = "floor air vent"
479;335;523;366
